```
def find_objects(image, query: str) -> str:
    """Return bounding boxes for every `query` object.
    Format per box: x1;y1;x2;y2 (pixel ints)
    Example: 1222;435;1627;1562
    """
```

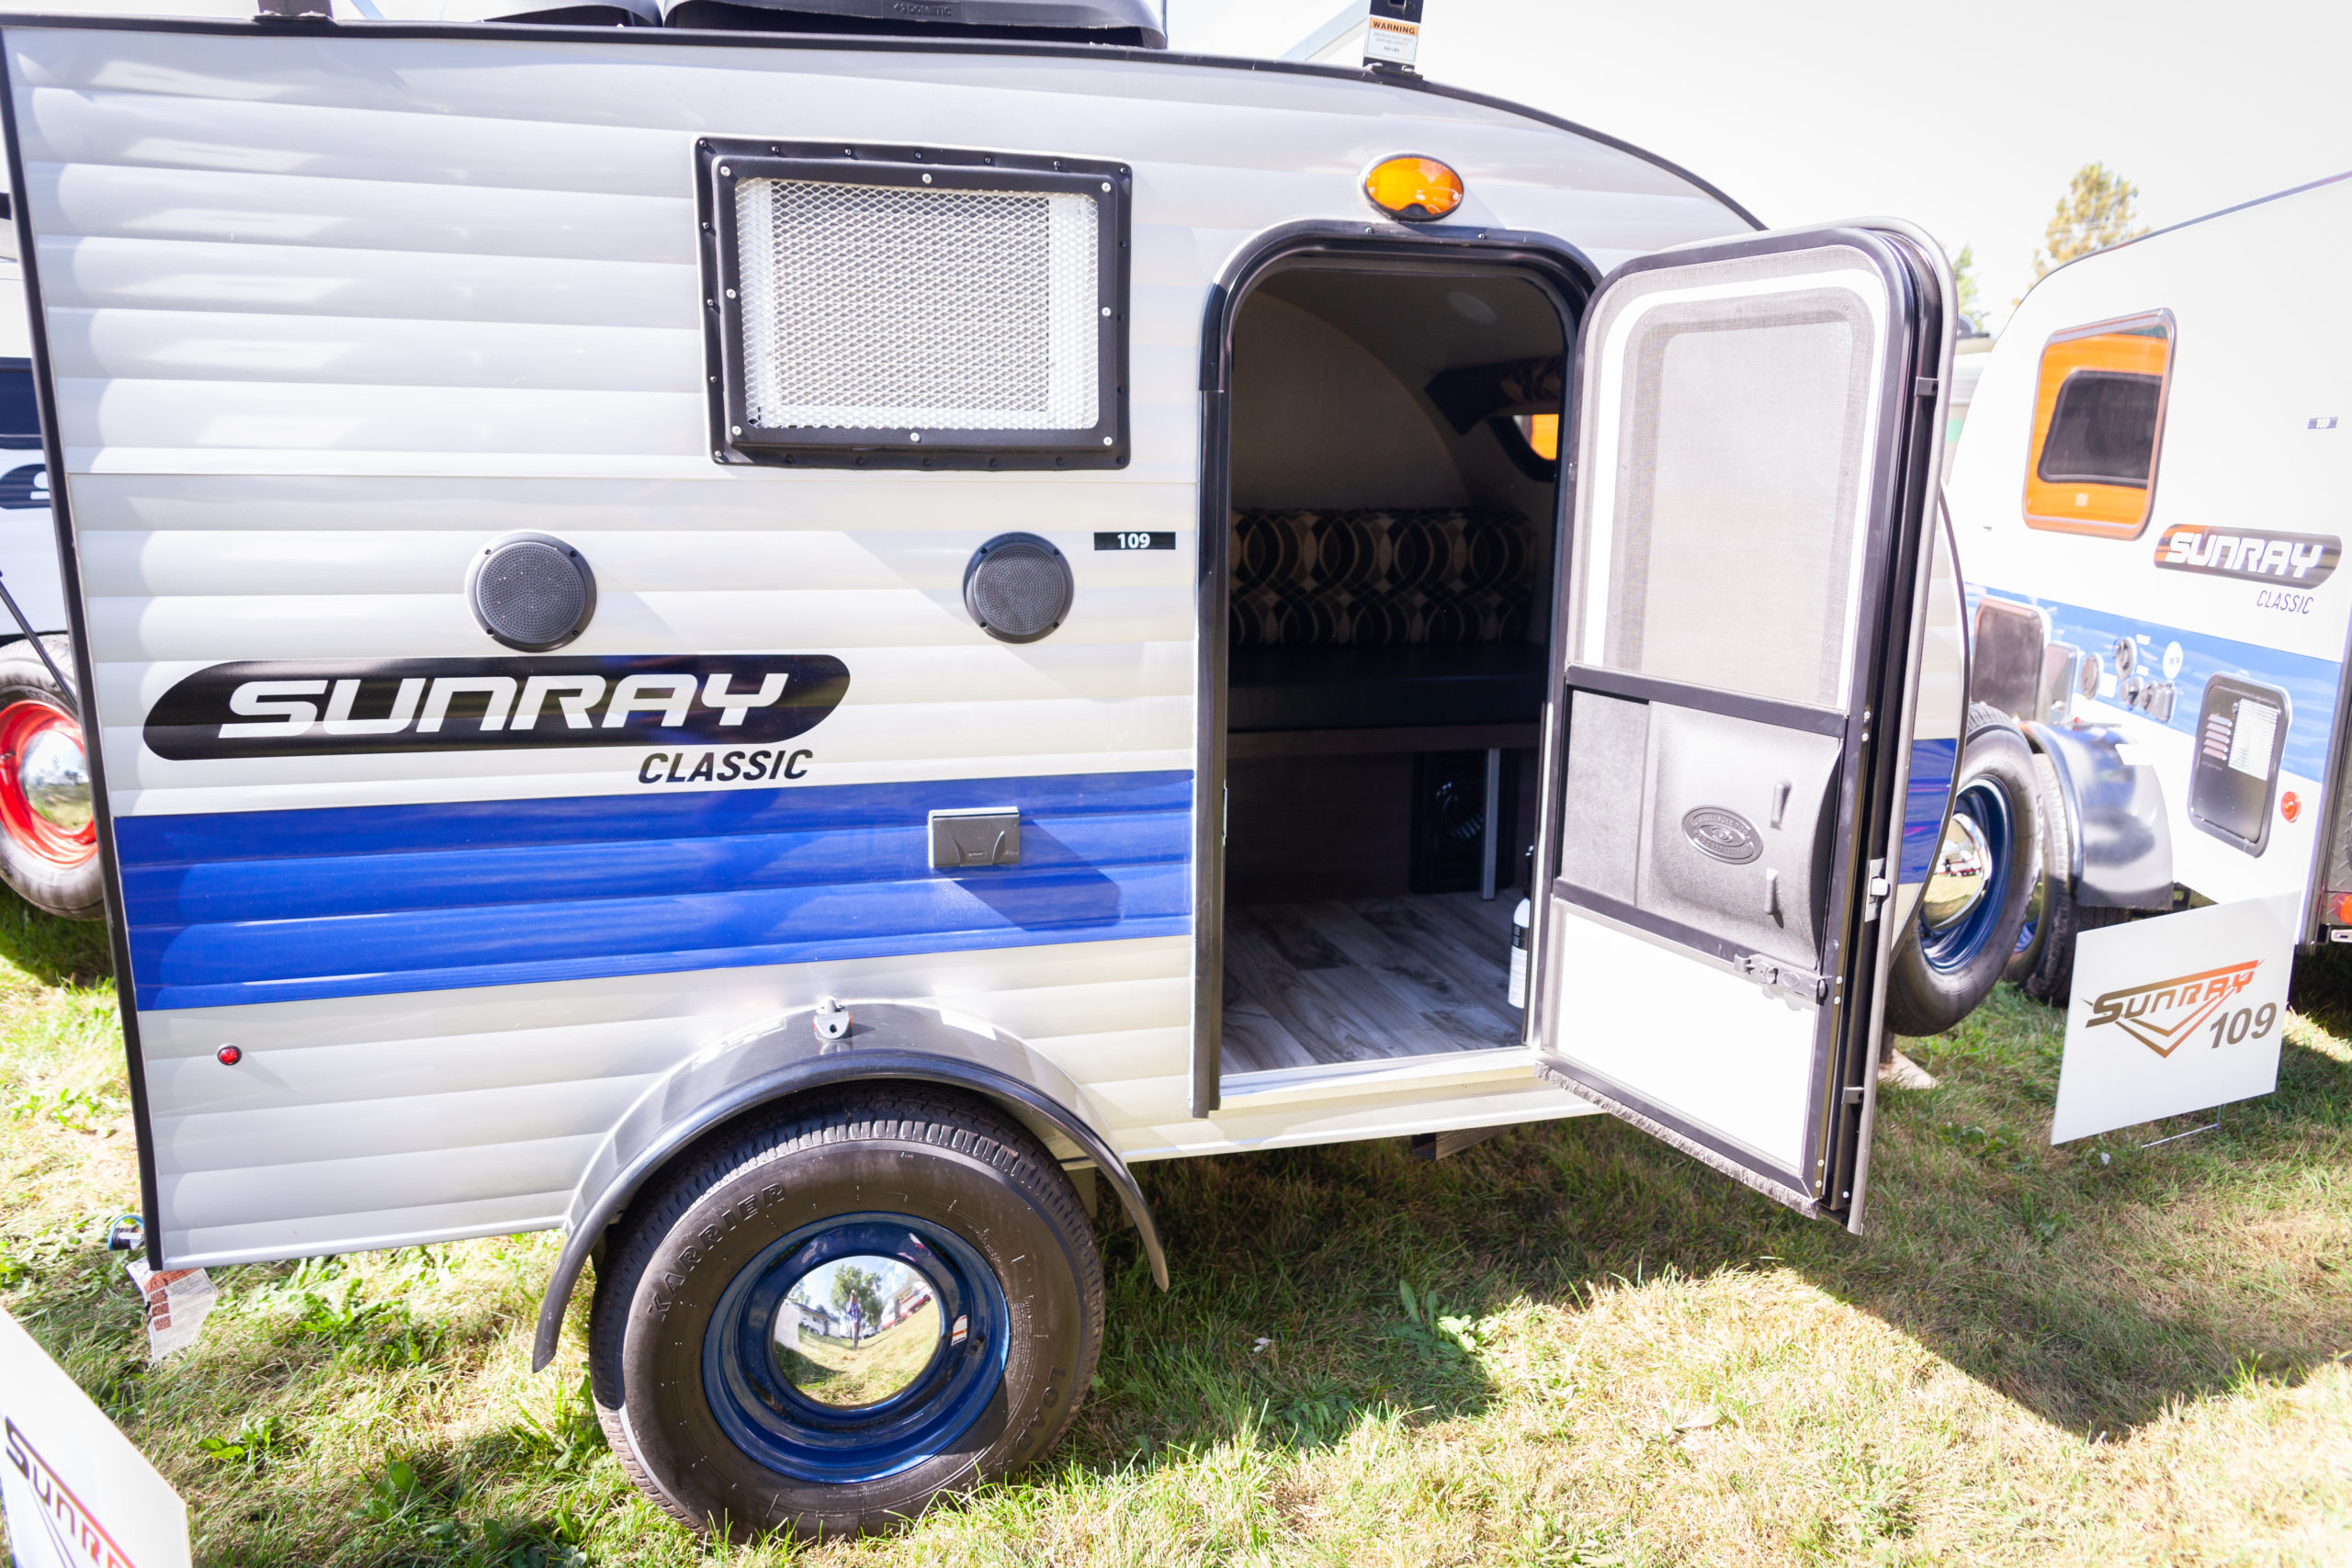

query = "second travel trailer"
1946;172;2352;999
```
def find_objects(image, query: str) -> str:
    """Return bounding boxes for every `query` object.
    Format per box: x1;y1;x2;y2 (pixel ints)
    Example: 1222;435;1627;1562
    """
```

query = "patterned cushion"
1229;508;1536;648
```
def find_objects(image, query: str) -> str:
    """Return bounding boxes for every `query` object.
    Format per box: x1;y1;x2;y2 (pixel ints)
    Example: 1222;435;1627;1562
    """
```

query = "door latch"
1740;953;1825;1002
1863;856;1889;921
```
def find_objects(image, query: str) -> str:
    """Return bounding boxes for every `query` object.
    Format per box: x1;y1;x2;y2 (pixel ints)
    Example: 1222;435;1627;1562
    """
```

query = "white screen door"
1530;225;1951;1229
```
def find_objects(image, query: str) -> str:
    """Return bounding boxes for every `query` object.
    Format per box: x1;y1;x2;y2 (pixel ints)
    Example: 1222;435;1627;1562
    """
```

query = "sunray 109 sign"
2052;896;2295;1144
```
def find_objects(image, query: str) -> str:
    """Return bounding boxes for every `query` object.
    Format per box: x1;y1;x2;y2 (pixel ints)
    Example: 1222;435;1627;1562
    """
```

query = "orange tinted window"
1515;412;1560;460
2022;312;2172;537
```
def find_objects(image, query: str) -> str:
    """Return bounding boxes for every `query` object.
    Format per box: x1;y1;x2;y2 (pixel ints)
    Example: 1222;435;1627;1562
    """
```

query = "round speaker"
963;533;1073;644
467;533;597;652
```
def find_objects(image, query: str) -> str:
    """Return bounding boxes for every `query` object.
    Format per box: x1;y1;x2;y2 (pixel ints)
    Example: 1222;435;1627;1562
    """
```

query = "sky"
1166;0;2352;331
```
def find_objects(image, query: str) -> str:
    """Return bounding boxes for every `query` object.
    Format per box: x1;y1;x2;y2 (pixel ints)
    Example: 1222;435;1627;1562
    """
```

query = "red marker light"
216;1045;242;1066
2280;791;2301;823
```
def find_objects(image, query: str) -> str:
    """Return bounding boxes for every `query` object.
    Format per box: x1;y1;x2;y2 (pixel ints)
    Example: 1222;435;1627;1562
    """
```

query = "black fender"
2023;721;2173;909
529;1001;1167;1371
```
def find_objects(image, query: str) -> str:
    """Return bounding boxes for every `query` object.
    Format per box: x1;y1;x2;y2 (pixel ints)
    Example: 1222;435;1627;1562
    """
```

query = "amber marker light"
1363;155;1463;222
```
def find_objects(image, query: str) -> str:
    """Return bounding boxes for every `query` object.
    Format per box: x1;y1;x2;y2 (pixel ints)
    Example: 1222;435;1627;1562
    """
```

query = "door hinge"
1864;857;1889;921
1740;953;1826;1003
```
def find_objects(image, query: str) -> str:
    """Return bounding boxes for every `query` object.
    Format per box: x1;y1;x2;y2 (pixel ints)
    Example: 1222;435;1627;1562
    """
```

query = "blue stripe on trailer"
1970;587;2342;782
1901;736;1958;882
114;771;1193;1011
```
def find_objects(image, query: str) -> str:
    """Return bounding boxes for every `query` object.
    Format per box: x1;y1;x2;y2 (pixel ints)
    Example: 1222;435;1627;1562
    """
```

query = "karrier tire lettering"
587;1087;1103;1540
1883;705;2040;1038
0;636;102;921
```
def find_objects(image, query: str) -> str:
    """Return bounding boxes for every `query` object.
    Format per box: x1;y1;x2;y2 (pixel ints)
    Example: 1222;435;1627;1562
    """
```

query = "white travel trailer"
1;0;1983;1537
0;213;96;919
1948;173;2352;1000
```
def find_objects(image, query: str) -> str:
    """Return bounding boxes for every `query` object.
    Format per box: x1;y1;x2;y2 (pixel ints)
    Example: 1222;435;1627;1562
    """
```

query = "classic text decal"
2153;525;2338;587
143;655;850;761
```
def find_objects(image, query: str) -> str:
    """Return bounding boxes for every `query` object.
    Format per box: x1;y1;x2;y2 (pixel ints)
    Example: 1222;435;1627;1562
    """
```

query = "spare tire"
0;635;102;921
1883;704;2040;1037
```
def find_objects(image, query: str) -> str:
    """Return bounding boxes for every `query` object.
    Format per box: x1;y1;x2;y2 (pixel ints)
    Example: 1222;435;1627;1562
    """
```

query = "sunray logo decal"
142;655;850;761
2083;959;2260;1056
6;1416;143;1568
2153;525;2338;586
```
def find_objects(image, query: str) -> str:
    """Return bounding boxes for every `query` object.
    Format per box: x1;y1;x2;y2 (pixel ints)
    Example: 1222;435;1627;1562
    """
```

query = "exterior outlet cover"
930;807;1020;869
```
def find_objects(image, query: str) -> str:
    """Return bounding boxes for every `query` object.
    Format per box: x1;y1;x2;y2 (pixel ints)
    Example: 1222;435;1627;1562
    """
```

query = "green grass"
2;892;2347;1564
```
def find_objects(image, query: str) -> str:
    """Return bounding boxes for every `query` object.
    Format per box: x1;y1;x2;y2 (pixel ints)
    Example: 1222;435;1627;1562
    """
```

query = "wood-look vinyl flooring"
1221;892;1521;1076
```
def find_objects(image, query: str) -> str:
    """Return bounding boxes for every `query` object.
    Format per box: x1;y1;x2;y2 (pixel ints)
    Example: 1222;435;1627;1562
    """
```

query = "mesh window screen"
732;177;1100;433
1585;272;1883;711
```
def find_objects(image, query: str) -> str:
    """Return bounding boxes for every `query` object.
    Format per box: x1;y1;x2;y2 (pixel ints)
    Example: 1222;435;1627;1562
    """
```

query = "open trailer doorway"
1199;240;1586;1094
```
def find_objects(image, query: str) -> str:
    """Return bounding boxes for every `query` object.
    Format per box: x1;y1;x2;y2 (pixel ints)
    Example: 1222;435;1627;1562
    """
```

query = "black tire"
0;635;102;921
1883;705;2040;1037
2004;752;2065;988
2013;750;2129;1006
589;1086;1104;1541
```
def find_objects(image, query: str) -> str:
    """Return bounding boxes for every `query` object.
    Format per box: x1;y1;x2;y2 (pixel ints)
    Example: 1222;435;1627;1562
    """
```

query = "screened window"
700;141;1128;470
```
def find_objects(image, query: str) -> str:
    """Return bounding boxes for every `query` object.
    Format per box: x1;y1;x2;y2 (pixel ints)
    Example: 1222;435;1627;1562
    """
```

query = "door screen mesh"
733;177;1100;432
1602;289;1876;709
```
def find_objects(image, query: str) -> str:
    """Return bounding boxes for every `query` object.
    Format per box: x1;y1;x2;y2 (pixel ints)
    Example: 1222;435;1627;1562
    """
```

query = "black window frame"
695;137;1131;471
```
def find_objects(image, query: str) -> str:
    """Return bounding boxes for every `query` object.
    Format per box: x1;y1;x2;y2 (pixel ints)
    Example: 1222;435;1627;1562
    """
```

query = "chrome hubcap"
1921;811;1993;931
18;727;90;834
773;1253;944;1411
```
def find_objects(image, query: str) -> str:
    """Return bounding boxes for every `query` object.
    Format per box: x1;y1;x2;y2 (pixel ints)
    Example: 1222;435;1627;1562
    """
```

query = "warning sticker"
2227;698;2279;778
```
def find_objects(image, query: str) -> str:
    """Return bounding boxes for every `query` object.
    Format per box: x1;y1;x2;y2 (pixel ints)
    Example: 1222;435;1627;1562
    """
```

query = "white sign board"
0;1307;190;1568
2052;895;2295;1144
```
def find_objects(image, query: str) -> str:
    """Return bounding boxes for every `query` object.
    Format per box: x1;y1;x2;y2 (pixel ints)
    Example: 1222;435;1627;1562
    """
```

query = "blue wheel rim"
1919;778;2015;975
702;1213;1009;1484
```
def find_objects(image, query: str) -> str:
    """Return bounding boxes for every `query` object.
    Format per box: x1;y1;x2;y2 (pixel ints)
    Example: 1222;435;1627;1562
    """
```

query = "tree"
1951;243;1982;330
2034;163;2147;277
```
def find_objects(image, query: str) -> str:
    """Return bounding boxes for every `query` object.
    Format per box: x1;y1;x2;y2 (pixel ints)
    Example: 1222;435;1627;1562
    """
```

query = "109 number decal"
2211;1003;2278;1048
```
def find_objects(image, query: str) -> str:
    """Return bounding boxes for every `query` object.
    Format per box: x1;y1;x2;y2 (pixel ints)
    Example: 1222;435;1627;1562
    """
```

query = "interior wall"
1228;293;1469;512
1226;268;1572;641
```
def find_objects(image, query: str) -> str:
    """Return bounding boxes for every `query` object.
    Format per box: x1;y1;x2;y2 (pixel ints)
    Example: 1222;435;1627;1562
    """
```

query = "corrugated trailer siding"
6;24;1747;1261
139;938;1193;1263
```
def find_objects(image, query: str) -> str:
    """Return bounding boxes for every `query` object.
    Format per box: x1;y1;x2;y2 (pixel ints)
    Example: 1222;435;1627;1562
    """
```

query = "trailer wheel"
1883;705;2039;1037
2010;750;2129;1007
588;1086;1103;1541
0;637;101;922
